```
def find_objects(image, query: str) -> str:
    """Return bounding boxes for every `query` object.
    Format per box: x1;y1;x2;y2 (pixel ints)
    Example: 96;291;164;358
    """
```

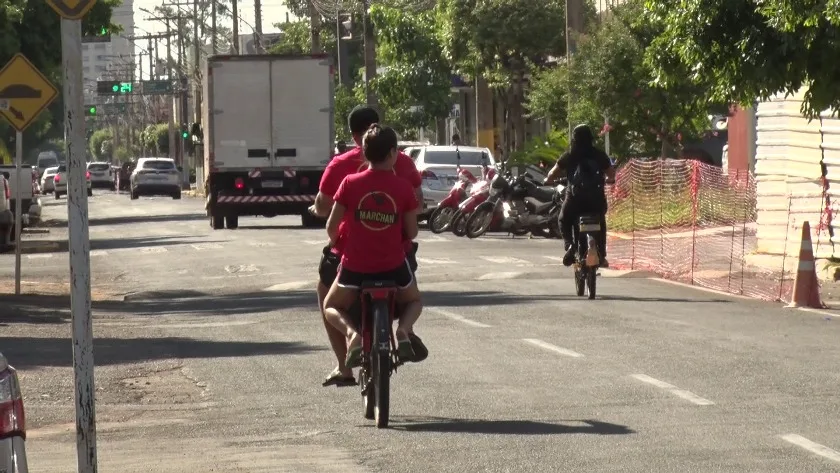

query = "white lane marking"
480;256;530;264
797;307;839;318
631;374;715;406
781;434;840;463
415;257;455;265
303;240;325;245
263;281;313;291
190;243;223;250
544;256;565;263
248;241;277;248
427;308;492;328
90;250;109;257
522;339;584;358
140;247;168;253
477;271;525;280
27;254;53;259
224;264;259;274
417;235;448;243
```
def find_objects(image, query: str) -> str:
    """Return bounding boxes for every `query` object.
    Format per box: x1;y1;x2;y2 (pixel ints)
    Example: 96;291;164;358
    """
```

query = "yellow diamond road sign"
47;0;98;20
0;54;59;133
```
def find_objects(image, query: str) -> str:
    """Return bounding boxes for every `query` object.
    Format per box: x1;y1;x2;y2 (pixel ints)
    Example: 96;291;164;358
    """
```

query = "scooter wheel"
429;206;456;234
451;212;468;237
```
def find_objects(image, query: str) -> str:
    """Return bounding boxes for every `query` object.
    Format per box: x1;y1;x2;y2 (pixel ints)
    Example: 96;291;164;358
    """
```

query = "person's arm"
312;192;333;217
414;186;424;209
311;161;343;217
402;184;420;240
605;166;616;184
397;152;424;208
544;154;568;184
326;202;345;245
598;151;616;184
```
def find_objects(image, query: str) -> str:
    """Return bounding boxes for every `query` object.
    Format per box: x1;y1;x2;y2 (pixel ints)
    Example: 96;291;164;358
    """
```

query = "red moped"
450;168;496;237
428;168;480;234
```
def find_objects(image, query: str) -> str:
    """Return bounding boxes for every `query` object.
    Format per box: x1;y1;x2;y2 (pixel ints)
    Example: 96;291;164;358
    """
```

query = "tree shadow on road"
89;236;223;251
236;225;321;231
89;213;207;226
0;336;323;369
386;417;635;435
596;294;730;303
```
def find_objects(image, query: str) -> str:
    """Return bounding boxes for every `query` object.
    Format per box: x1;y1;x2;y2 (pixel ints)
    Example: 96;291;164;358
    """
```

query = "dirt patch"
118;364;208;405
0;279;123;301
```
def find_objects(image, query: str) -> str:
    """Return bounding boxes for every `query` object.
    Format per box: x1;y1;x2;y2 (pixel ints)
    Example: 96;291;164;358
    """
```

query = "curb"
17;240;67;254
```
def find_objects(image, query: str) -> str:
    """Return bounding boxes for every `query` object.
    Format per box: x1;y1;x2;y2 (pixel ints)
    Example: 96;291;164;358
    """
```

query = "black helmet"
572;124;594;145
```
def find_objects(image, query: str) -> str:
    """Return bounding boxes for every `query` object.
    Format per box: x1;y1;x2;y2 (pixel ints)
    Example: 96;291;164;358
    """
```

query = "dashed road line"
191;243;223;250
224;264;260;274
90;250;109;257
140;247;168;253
248;241;277;248
303;240;326;245
780;434;840;463
263;281;314;291
428;308;492;328
630;374;714;406
416;235;449;243
480;256;530;264
476;271;525;280
415;257;455;265
522;339;584;358
26;254;53;259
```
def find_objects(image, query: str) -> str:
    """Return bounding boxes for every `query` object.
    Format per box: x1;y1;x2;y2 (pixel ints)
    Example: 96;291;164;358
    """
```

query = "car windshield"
39;157;58;168
424;150;489;166
142;160;176;170
88;163;110;171
57;165;66;172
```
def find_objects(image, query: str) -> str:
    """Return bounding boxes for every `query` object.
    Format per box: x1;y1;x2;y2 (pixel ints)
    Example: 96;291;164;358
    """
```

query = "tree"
438;0;568;152
645;0;840;118
89;128;113;161
141;123;170;156
528;1;723;157
353;5;452;137
334;84;357;142
0;0;118;156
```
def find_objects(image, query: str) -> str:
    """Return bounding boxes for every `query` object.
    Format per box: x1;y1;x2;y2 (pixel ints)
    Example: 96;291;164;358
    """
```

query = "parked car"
130;157;181;200
410;145;496;218
0;353;29;473
116;162;135;192
87;162;115;190
40;166;59;193
0;165;37;228
53;164;93;199
0;173;12;250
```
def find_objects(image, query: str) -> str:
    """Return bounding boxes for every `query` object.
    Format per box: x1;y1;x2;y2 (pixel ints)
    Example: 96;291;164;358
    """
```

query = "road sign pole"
13;130;22;295
60;17;98;473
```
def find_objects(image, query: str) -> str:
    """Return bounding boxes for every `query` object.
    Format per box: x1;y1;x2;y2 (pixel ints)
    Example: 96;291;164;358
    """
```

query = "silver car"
0;353;28;473
39;166;59;193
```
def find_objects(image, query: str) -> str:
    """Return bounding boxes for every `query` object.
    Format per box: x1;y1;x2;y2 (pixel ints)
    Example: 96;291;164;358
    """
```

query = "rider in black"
544;124;616;268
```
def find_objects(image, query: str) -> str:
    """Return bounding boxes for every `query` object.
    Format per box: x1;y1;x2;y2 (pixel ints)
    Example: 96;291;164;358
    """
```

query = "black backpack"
568;158;602;199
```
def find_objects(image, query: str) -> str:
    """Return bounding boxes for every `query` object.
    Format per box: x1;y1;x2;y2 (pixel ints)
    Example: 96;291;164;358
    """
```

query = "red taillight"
421;170;437;179
300;176;310;187
234;177;244;190
0;365;25;437
3;180;9;200
86;171;90;179
53;174;60;183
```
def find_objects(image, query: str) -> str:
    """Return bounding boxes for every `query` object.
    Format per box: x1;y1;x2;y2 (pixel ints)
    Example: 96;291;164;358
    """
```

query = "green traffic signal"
111;84;119;92
181;131;189;139
89;106;96;115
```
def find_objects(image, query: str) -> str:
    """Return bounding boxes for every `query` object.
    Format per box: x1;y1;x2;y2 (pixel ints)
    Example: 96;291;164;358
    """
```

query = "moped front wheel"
451;212;469;237
465;206;494;239
429;206;456;234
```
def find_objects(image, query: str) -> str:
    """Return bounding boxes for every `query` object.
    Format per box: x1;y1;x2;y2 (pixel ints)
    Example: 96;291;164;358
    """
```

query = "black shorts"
337;260;414;289
318;242;419;287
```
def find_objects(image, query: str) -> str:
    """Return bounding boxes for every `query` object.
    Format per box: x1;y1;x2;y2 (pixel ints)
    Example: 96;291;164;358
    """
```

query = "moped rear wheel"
451;212;468;237
465;207;493;239
429;206;456;234
574;267;586;297
586;269;597;299
372;299;391;428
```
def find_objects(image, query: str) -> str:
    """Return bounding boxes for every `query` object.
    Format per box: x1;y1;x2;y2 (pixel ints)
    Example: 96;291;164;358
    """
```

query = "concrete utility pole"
254;0;264;53
232;0;239;53
309;0;321;53
166;19;175;159
211;0;218;54
362;0;378;110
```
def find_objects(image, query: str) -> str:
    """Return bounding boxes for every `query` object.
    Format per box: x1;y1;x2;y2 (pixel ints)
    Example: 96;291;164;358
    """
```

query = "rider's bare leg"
318;282;351;377
395;281;422;339
324;281;362;356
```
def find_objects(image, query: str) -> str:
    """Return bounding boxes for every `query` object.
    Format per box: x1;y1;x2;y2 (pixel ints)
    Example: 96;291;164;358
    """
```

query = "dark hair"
348;106;380;136
570;124;595;157
362;124;398;164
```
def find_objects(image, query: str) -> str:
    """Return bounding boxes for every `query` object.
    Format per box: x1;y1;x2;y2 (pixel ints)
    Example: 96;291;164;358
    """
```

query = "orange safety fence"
605;159;816;303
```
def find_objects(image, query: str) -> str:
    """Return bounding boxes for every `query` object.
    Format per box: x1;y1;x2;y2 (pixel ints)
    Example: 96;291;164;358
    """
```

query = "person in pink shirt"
310;106;425;387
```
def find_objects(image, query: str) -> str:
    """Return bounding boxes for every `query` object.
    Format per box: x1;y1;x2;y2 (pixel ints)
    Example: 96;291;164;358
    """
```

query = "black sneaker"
408;333;429;362
562;246;576;267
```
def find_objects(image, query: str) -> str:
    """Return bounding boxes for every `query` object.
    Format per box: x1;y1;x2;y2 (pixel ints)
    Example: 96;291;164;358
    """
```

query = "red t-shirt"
319;147;420;254
333;169;418;273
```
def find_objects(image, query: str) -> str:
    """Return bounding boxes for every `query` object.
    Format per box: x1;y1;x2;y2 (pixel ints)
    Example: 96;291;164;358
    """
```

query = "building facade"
82;0;135;103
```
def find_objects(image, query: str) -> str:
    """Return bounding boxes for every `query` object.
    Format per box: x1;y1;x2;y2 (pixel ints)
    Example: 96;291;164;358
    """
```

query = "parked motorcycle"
450;169;496;237
465;172;563;239
428;168;480;234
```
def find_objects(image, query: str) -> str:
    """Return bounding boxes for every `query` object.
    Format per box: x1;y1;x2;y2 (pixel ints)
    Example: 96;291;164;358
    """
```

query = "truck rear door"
210;59;273;170
270;57;333;169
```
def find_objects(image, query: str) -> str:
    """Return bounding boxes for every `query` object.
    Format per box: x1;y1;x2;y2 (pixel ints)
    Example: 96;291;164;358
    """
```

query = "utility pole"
362;0;378;110
566;0;585;138
192;0;201;123
232;0;239;53
254;0;263;53
166;19;175;159
309;1;321;53
211;0;218;54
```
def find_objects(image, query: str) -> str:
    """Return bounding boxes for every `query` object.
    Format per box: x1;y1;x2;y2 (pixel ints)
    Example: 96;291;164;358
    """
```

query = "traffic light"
96;80;133;95
84;105;97;117
181;127;189;139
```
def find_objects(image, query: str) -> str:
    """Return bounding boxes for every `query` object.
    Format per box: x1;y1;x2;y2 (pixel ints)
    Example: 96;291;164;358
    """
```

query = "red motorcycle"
428;168;480;233
450;168;497;237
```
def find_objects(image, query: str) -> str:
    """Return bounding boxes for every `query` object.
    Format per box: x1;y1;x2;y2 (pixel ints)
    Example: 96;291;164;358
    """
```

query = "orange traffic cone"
786;221;826;309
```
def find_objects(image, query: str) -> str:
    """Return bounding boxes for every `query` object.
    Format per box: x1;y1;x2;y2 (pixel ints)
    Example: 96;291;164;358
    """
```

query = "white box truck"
203;54;334;229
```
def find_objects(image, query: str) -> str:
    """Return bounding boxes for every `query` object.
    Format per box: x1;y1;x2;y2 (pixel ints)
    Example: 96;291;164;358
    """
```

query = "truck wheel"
87;188;93;197
301;212;325;228
210;213;224;230
225;215;239;229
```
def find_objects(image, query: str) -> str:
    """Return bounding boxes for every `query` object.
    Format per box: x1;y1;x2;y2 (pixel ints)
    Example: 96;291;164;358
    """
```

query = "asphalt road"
2;190;840;472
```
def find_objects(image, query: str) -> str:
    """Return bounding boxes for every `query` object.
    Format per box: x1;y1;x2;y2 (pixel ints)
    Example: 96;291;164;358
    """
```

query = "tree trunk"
512;70;527;152
435;118;447;145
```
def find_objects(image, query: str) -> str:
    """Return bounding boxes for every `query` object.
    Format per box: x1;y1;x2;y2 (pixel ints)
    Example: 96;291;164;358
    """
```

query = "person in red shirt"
323;124;424;369
311;106;425;387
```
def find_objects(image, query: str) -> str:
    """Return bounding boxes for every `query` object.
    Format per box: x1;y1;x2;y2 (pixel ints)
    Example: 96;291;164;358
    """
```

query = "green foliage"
89;128;113;161
645;0;840;118
334;84;356;142
507;129;569;166
0;0;117;153
141;123;170;156
361;6;452;133
527;65;569;127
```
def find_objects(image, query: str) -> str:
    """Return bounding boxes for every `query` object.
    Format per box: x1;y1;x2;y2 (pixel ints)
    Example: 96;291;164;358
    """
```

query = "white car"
411;145;495;216
130;157;181;200
39;166;59;193
0;173;12;249
0;353;28;473
53;164;93;199
87;162;115;190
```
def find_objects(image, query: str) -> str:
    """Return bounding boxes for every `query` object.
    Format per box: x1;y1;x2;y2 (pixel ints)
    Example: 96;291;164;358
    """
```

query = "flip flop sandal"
345;345;363;368
322;369;356;387
408;333;429;362
397;339;416;362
